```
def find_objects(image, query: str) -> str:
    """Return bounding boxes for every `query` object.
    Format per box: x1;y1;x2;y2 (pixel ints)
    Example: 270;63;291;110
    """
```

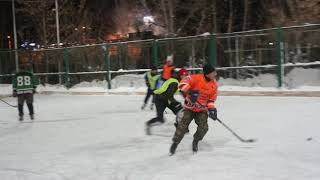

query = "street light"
143;16;154;25
7;35;12;49
12;0;18;71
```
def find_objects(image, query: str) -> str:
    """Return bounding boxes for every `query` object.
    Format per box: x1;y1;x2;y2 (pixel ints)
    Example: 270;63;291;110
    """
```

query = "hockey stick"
214;117;256;143
0;98;18;108
193;100;256;143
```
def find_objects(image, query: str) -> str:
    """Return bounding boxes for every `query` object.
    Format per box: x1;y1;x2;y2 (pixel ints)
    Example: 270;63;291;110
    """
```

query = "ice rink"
0;94;319;180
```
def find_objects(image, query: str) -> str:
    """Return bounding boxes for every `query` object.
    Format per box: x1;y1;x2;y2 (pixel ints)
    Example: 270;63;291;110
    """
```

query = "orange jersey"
162;63;175;80
179;74;218;112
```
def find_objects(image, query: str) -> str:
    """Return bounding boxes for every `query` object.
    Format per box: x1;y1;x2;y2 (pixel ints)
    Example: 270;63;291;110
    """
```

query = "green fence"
0;24;319;88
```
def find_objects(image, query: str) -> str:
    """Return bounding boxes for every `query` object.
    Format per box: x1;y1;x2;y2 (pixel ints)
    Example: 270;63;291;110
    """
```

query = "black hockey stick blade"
215;118;257;143
0;98;18;108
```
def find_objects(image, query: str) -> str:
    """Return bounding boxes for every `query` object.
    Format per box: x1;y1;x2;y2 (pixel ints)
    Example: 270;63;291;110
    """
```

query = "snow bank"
0;84;13;96
219;74;278;87
284;68;320;88
1;67;319;95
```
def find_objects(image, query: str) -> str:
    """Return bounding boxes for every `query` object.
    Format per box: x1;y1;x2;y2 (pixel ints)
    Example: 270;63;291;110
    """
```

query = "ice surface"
0;95;319;180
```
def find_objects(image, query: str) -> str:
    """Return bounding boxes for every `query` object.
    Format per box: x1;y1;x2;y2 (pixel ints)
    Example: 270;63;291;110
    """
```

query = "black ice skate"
192;140;199;153
141;103;146;110
170;142;179;155
145;123;151;135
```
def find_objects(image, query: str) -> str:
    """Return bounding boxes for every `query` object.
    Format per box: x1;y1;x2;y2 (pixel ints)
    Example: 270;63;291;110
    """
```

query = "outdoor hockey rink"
0;94;320;180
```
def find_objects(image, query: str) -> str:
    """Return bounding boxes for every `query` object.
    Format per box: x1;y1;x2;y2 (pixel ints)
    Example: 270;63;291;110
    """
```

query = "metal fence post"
103;44;111;89
63;48;70;88
208;33;217;67
152;40;159;67
276;27;284;88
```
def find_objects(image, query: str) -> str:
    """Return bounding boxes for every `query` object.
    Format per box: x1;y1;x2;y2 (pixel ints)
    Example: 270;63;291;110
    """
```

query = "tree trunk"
42;10;49;83
227;0;233;65
167;0;176;55
168;0;175;36
211;0;217;33
160;0;169;35
226;0;234;78
196;7;206;35
239;0;250;66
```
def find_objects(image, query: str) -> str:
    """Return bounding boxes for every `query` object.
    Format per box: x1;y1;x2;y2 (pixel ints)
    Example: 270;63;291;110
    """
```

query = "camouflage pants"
172;109;208;143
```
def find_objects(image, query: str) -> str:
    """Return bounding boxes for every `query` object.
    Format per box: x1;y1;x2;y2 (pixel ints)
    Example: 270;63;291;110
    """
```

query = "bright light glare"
143;16;154;24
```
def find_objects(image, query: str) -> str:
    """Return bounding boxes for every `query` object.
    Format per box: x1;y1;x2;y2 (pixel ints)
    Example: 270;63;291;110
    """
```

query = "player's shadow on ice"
100;109;149;114
21;117;92;123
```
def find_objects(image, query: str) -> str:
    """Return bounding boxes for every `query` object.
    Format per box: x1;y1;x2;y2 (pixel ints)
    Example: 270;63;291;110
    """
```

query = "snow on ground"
1;67;319;96
0;95;320;180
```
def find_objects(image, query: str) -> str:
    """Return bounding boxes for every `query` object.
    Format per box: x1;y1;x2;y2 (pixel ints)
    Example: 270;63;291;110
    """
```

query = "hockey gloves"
188;89;200;103
169;100;182;112
209;108;218;120
12;90;17;97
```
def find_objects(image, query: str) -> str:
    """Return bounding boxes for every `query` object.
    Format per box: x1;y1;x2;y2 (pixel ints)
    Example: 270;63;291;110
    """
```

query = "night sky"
0;0;118;49
0;0;13;49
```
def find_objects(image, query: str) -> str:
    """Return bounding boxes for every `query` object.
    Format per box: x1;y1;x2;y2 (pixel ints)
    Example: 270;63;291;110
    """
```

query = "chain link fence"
0;24;319;88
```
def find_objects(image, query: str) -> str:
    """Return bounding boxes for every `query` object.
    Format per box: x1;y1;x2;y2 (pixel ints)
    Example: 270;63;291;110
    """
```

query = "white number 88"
17;76;31;86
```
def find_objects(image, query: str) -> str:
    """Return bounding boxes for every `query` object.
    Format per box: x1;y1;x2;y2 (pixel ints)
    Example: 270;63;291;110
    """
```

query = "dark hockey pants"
17;93;34;116
144;88;155;104
147;96;181;126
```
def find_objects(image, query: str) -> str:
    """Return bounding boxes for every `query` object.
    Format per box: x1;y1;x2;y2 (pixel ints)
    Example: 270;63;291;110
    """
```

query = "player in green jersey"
12;64;39;121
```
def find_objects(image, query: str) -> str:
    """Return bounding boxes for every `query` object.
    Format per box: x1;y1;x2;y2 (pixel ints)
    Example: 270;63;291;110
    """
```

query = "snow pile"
284;68;320;88
219;74;278;87
0;84;13;96
0;67;319;95
219;67;320;88
111;74;146;89
36;84;68;92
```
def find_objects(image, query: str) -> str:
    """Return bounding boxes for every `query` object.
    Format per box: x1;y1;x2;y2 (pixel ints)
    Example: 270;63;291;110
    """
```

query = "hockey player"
161;55;176;81
170;64;218;154
12;64;39;121
145;69;188;135
141;66;160;110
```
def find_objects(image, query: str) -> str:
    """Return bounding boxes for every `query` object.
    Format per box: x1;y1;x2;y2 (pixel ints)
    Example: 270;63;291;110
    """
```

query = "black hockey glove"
188;89;200;103
208;108;217;120
169;100;183;113
12;90;17;97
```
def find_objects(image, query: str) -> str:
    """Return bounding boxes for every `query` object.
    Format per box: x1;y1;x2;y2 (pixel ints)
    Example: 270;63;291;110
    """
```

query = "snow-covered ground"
0;95;320;180
1;67;319;96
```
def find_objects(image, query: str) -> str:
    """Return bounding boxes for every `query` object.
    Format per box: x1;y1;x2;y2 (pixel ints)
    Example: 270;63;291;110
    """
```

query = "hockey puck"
306;137;313;141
